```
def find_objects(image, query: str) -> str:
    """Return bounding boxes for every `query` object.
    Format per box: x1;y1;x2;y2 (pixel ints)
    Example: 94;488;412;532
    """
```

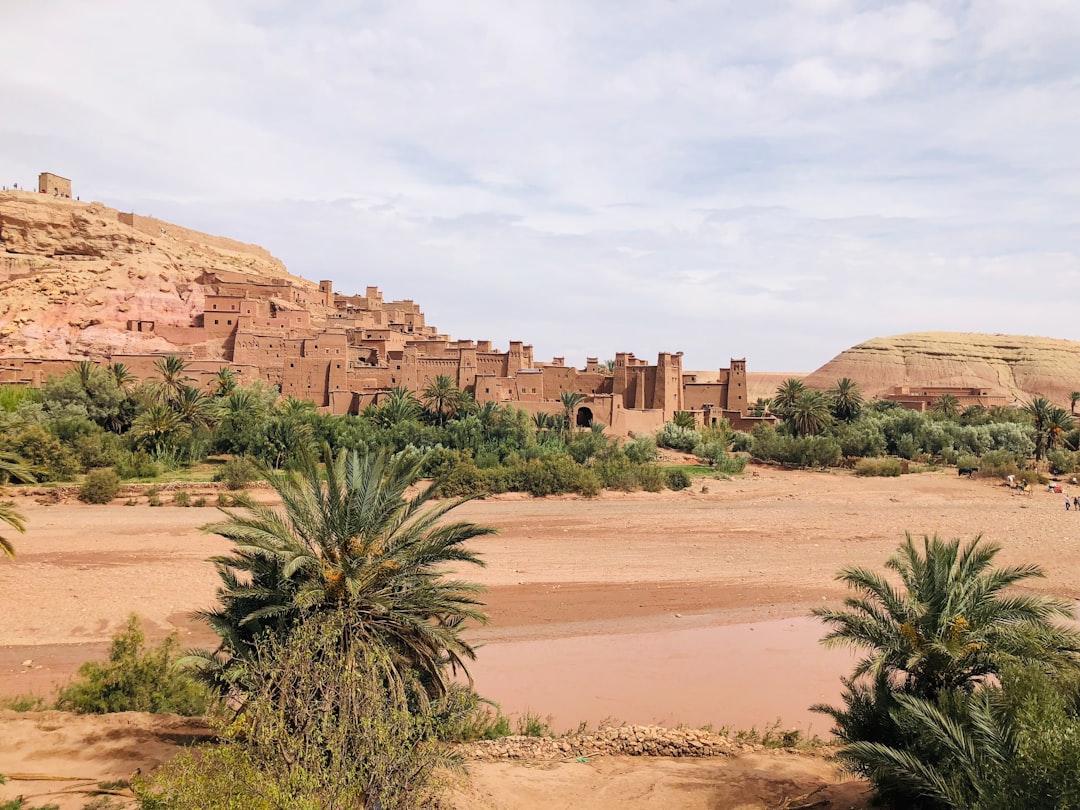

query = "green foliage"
172;491;191;507
0;384;42;412
56;615;210;715
665;468;692;490
656;422;699;452
623;435;658;463
79;468;122;504
193;446;492;702
213;456;259;490
976;449;1020;478
854;457;902;477
0;424;82;481
139;610;446;810
1047;449;1077;475
749;425;841;468
114;450;162;480
814;536;1080;809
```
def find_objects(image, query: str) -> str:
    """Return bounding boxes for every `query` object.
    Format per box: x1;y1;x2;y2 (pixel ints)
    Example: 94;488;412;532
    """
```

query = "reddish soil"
3;464;1077;808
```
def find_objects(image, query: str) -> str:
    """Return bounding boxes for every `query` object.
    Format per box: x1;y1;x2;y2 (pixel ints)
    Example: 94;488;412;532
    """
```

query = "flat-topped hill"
0;190;310;359
803;331;1080;407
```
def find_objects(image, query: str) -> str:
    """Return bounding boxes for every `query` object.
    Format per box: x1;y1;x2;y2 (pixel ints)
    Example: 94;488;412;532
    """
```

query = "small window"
212;303;217;310
213;319;219;325
227;319;232;325
290;363;295;368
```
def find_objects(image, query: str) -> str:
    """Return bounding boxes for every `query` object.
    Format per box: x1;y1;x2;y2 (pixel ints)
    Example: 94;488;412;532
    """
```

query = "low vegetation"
56;615;210;716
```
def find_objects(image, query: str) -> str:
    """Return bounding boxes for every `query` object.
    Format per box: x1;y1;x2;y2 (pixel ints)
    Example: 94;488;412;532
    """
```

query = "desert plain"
2;463;1079;808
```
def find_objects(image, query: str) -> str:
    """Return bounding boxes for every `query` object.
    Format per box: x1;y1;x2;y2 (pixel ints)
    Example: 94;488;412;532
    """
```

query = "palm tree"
108;362;138;393
559;390;585;436
173;385;217;432
421;374;465;426
213;367;237;398
1046;406;1074;454
750;398;771;418
73;359;98;389
932;393;961;418
787;390;833;437
131;404;189;455
1024;397;1054;460
0;451;37;559
152;355;192;404
368;386;421;428
602;359;616;374
193;446;495;699
672;410;697;430
829;378;864;422
814;534;1077;700
772;378;806;418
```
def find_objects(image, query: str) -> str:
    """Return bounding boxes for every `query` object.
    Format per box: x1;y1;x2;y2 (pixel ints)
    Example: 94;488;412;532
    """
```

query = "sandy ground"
2;464;1079;807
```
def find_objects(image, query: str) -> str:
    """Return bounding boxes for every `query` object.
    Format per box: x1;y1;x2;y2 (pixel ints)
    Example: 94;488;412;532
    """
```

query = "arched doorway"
576;406;593;428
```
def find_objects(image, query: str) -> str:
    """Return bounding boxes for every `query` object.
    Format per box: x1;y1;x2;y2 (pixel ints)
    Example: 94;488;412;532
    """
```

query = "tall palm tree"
193;446;495;699
1046;406;1074;454
829;377;864;422
421;374;464;426
152;355;192;404
772;378;806;418
559;390;585;436
672;410;697;430
173;385;217;432
814;534;1077;700
1024;397;1054;460
788;390;833;437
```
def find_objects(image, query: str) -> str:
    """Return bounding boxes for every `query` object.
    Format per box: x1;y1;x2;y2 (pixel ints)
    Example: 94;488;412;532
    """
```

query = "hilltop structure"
0;184;767;434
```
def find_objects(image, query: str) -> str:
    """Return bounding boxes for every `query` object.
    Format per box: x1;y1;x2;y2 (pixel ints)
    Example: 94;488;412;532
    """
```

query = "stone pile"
458;725;747;761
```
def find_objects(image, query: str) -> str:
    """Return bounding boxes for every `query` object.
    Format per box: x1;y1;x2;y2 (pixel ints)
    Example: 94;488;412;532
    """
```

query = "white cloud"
2;0;1079;371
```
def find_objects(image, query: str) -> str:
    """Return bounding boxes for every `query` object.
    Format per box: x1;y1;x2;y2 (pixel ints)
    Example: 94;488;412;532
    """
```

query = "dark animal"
958;467;976;477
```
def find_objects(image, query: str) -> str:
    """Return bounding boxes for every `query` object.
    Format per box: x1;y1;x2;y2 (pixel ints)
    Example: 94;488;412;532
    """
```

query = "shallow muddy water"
467;615;856;734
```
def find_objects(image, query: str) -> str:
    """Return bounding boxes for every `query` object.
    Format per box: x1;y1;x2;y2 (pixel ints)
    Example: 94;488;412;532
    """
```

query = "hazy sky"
2;1;1079;371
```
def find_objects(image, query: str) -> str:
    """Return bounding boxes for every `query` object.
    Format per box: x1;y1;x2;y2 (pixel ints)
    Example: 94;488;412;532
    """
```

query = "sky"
2;1;1080;372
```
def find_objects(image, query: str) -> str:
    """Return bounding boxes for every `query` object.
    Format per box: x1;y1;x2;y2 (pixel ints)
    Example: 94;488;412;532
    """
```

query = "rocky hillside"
803;332;1080;407
0;190;310;359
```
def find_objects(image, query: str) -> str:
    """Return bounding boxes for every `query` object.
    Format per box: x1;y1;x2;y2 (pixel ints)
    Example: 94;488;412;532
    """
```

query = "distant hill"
803;332;1080;408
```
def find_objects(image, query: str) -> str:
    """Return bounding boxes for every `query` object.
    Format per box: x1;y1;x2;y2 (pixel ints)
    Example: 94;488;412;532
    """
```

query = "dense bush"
623;434;658;463
665;468;692;490
977;449;1021;478
78;468;122;504
139;610;446;810
853;457;902;477
1047;449;1078;475
656;422;700;452
213;455;259;490
749;425;841;469
56;615;209;715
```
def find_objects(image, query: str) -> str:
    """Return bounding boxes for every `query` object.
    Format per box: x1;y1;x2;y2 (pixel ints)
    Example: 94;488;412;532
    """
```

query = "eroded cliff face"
0;191;305;359
803;332;1080;407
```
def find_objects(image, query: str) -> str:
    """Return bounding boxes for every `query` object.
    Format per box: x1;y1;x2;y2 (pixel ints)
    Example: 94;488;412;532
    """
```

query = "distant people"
1068;497;1072;511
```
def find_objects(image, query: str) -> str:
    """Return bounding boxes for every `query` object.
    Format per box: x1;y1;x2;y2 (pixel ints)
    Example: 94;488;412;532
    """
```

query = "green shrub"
624;435;658;463
213;455;259;491
113;449;162;480
79;468;122;504
146;484;163;507
978;449;1021;478
1047;450;1077;475
193;496;207;508
56;615;209;715
635;463;666;492
854;457;902;477
172;491;191;507
956;453;980;472
665;468;692;490
713;454;748;475
137;610;444;809
656;422;700;452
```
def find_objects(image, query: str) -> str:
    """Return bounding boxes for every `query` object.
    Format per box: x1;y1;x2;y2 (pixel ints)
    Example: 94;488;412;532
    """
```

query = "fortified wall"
0;177;770;435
